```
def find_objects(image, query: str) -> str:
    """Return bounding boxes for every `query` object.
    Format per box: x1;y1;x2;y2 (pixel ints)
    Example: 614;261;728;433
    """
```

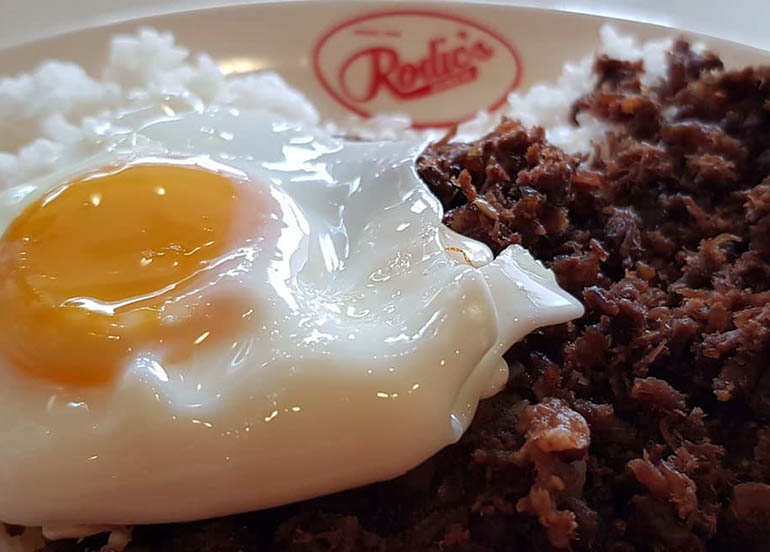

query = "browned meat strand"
39;39;770;552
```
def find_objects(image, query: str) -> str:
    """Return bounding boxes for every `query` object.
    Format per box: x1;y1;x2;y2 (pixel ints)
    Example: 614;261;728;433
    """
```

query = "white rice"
0;28;321;188
493;27;673;153
0;23;681;552
0;26;678;192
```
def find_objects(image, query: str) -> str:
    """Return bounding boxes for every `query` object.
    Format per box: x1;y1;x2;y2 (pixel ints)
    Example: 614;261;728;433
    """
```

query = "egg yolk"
0;163;261;387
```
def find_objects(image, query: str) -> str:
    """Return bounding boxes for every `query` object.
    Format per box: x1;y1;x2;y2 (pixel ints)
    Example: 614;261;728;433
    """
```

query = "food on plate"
1;23;769;552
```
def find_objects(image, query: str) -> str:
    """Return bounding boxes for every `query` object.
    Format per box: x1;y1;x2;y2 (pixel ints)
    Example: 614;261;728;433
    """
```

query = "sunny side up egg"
0;107;583;536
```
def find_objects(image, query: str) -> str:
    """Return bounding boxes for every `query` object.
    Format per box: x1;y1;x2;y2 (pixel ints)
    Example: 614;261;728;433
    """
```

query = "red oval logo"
313;10;523;128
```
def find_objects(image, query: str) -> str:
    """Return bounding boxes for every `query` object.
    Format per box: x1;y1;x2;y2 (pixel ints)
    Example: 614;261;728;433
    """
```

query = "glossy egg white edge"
0;105;583;535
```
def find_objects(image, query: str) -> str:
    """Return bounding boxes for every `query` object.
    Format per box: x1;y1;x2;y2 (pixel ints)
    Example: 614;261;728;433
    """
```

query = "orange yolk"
0;163;260;387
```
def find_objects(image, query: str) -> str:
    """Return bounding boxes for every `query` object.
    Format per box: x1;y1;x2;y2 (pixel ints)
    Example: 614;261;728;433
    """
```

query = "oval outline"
312;9;524;129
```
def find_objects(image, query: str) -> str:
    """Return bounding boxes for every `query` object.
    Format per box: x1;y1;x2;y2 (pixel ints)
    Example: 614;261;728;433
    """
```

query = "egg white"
0;107;583;532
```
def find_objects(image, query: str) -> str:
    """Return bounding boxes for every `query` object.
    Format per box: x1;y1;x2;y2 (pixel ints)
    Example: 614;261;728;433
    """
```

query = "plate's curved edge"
1;1;767;70
2;0;770;55
0;1;767;127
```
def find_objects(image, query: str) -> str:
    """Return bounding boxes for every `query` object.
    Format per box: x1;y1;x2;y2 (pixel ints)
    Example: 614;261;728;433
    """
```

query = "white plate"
0;1;767;127
0;4;767;550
